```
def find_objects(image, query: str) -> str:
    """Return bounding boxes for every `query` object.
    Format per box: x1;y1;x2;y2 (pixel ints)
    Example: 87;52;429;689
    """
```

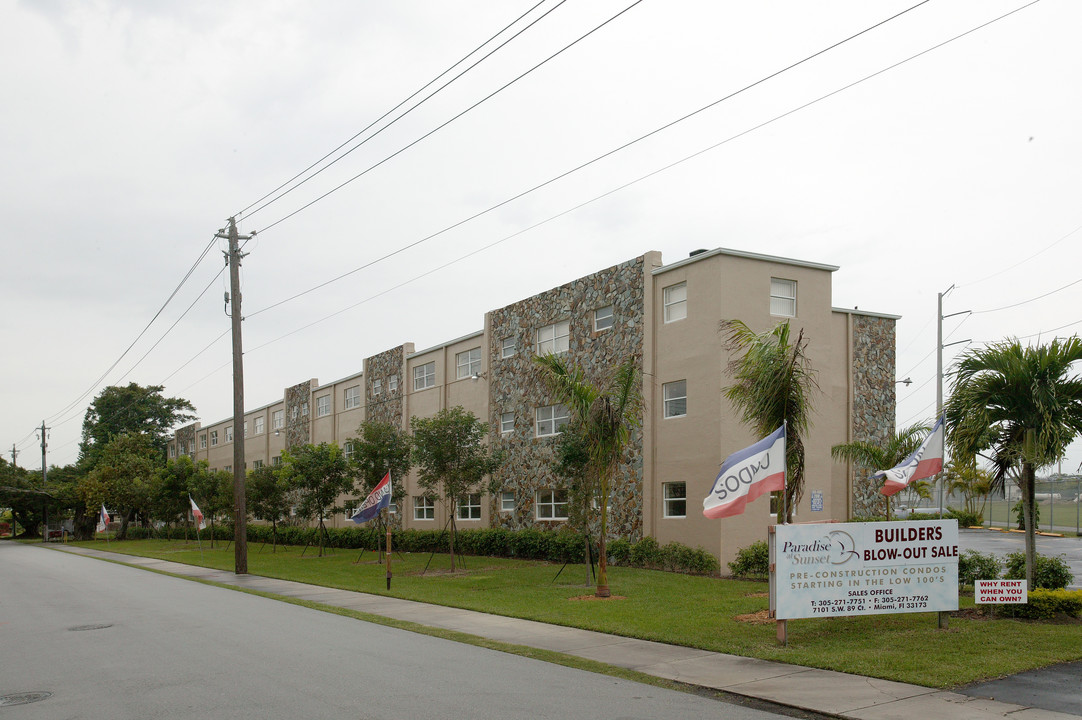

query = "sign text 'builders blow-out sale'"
773;520;959;620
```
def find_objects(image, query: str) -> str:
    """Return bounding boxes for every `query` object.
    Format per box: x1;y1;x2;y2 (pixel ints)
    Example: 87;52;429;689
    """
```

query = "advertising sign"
774;520;959;620
975;579;1027;604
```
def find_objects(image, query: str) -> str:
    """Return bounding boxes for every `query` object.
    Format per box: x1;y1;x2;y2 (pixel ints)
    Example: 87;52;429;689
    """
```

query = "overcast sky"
3;0;1080;478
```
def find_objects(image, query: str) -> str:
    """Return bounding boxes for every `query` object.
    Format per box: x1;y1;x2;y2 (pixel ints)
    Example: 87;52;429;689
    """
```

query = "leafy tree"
188;464;232;547
534;354;641;597
411;407;503;572
79;383;196;469
154;455;200;535
944;457;994;518
246;463;295;551
77;432;158;539
0;457;47;538
552;425;597;585
721;320;817;524
945;337;1082;587
281;443;352;557
348;420;412;519
831;422;930;517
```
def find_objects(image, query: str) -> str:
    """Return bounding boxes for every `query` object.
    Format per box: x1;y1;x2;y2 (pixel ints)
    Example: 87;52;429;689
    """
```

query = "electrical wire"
237;0;561;221
970;276;1082;314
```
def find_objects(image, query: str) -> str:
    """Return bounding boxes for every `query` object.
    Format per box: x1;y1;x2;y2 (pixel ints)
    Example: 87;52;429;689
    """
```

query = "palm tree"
831;422;931;518
721;320;817;523
534;353;641;598
945;337;1082;586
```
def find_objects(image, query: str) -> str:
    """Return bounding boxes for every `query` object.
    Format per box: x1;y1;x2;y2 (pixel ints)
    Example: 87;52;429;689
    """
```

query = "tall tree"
945;337;1082;586
0;457;47;538
281;443;352;557
411;407;503;572
551;423;597;585
155;455;200;535
534;354;641;597
348;420;412;519
188;462;232;547
79;383;196;469
77;432;158;539
246;463;295;552
831;422;930;517
721;320;818;524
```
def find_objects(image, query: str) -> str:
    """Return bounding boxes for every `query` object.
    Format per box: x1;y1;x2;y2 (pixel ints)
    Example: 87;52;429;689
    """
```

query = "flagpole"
385;507;392;591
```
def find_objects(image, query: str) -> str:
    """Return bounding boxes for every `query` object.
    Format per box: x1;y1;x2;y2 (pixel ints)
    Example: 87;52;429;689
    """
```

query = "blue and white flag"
703;425;786;519
351;472;392;524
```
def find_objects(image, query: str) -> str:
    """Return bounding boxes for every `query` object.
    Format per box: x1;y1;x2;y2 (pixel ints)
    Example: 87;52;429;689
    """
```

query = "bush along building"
168;247;897;567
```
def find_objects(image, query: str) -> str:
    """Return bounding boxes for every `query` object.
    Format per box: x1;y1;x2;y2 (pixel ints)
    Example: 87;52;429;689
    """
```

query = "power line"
236;0;559;220
970;276;1082;314
961;222;1082;288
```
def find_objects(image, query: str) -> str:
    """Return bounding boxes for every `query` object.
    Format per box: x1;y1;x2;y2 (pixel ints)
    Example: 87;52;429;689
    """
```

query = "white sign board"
975;579;1027;604
774;520;959;620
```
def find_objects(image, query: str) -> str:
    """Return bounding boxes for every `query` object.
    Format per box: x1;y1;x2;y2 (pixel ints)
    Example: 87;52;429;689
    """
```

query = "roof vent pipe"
689;248;708;257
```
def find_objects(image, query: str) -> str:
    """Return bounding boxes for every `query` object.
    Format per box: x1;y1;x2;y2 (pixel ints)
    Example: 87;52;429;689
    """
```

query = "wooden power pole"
217;217;254;574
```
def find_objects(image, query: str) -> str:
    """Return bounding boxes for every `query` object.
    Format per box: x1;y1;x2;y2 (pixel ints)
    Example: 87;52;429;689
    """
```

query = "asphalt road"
0;542;795;720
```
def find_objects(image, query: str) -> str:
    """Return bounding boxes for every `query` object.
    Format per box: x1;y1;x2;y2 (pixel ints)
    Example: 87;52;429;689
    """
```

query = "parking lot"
957;527;1082;589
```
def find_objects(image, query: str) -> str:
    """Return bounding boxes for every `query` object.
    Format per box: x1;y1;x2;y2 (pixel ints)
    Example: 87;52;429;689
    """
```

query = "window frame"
273;410;284;429
501;336;516;359
255;416;264;435
343;441;354;460
663;379;687;419
210;430;219;446
344;385;361;410
373;378;382;396
199;434;207;450
535;489;569;521
456;347;482;380
414;496;435;521
594;305;614;332
770;277;797;318
535;404;569;437
500;411;514;434
413;362;436;391
456;493;482;521
389;375;398;393
663;282;687;323
500;492;515;513
535;320;570;355
225;426;234;443
663;481;687;518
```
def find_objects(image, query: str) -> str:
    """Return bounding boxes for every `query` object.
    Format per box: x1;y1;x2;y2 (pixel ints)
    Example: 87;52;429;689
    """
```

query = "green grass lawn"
67;538;1082;688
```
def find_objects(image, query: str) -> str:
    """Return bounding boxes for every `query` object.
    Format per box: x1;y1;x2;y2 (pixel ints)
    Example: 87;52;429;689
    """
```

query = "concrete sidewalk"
42;544;1076;719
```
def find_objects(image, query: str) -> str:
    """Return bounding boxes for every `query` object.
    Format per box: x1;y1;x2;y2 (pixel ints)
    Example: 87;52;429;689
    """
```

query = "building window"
456;348;482;379
770;278;796;317
253;459;264;470
389;375;398;393
536;320;570;355
663;282;687;323
169;444;175;458
224;465;232;473
663;482;687;518
373;378;382;396
345;385;361;409
501;336;516;358
243;421;248;437
317;396;331;417
188;441;194;454
535;404;569;437
500;412;514;434
273;410;284;429
500;492;515;513
343;441;354;460
301;402;309;417
769;491;792;517
414;496;435;521
663;380;687;418
389;499;398;515
210;430;218;446
536;489;568;520
199;434;207;450
594;305;614;331
291;406;298;420
271;456;281;467
225;426;234;442
413;362;436;390
255;416;264;435
456;493;481;520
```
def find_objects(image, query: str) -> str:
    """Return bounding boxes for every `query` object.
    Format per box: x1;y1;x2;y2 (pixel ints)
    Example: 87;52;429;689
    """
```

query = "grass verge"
61;538;1082;688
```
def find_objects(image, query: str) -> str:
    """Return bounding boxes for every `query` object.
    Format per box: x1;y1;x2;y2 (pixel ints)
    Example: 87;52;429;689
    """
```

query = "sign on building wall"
810;490;823;512
773;520;959;620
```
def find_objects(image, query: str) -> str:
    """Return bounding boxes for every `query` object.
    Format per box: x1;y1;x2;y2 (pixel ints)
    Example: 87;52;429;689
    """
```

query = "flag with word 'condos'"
189;495;206;530
703;425;786;519
351;472;392;524
97;504;110;533
875;416;944;497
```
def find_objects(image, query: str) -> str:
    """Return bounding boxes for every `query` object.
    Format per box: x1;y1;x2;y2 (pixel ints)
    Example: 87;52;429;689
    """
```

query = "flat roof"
653;246;839;275
831;307;902;320
408;329;485;360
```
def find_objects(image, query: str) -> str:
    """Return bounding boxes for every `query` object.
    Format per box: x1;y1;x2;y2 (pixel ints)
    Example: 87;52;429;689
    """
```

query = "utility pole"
39;421;48;543
8;444;18;538
216;217;254;574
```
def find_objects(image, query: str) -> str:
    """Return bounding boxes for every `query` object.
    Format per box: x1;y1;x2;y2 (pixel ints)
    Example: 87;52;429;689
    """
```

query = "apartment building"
169;247;897;566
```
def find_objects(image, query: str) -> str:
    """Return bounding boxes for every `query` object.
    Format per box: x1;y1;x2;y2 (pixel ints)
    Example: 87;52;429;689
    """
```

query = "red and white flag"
876;416;944;497
703;425;786;519
97;504;110;533
189;495;206;530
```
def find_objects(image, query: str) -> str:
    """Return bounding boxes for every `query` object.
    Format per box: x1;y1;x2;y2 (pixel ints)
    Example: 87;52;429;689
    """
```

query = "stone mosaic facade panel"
365;345;405;428
850;314;897;516
487;256;647;541
284;381;312;450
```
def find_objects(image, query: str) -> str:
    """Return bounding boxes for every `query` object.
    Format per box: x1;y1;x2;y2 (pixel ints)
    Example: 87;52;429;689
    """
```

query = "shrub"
958;549;1000;587
998;588;1082;620
629;536;663;567
1003;551;1074;590
728;540;769;579
946;508;982;527
606;538;632;565
1012;499;1039;530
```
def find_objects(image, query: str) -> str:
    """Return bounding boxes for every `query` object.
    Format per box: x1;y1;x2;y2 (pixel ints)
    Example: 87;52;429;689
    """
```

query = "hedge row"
124;524;719;575
996;589;1082;620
